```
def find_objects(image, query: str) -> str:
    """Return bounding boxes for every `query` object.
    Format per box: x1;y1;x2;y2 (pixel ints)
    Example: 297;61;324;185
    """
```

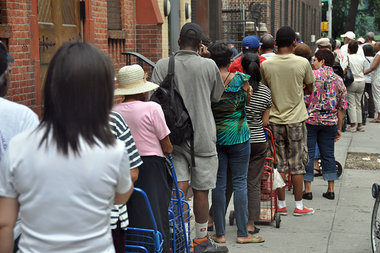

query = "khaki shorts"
268;122;309;175
172;144;218;191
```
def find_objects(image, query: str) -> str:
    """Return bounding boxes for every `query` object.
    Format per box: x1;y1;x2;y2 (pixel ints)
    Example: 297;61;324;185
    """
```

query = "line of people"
0;22;378;253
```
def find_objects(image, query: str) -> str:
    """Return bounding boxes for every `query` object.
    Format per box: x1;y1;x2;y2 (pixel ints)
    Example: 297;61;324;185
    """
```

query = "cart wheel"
275;212;281;228
336;161;343;178
229;210;235;226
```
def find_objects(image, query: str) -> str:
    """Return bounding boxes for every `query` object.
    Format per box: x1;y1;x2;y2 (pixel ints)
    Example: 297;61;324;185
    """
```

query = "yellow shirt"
260;54;315;124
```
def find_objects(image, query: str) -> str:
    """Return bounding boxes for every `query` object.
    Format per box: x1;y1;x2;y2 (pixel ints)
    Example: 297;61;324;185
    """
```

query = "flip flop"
210;234;226;244
314;168;322;177
236;235;265;244
370;119;380;123
248;227;260;234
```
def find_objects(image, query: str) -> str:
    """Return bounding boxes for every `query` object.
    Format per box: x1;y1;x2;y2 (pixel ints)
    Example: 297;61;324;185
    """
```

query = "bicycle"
371;183;380;252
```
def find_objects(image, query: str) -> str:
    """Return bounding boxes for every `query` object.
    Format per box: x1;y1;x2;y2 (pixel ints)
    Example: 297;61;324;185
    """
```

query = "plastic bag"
272;169;285;190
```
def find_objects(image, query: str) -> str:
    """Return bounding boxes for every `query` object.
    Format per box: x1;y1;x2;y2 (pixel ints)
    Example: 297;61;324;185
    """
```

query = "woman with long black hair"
208;42;264;244
0;42;133;252
241;53;272;235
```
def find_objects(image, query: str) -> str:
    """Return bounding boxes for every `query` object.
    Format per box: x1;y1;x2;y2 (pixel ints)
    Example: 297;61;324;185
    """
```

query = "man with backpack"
152;23;227;253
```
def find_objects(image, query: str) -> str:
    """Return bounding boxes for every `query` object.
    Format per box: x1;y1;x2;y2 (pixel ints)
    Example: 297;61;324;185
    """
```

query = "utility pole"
322;0;333;38
169;0;180;54
328;0;332;38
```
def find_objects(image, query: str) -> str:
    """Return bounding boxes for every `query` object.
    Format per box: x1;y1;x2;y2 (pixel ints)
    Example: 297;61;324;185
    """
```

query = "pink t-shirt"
114;101;170;157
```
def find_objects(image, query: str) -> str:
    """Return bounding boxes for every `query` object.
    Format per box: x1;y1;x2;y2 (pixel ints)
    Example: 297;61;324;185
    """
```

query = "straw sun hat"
114;64;158;96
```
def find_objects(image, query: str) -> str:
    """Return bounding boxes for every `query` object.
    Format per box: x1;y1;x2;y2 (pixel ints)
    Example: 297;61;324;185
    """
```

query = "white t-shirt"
372;52;380;86
0;97;39;239
340;44;365;69
364;56;374;83
0;128;131;253
340;43;365;58
0;97;39;154
342;54;365;84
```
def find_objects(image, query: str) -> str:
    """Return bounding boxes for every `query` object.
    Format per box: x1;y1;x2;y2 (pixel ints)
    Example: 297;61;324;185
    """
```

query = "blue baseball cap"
242;36;262;49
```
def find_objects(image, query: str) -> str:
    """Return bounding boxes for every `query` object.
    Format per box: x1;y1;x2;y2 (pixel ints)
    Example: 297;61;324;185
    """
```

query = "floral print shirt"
305;66;348;126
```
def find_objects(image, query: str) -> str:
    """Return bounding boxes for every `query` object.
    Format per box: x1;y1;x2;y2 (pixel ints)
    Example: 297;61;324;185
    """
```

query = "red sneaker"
293;206;314;216
277;207;288;216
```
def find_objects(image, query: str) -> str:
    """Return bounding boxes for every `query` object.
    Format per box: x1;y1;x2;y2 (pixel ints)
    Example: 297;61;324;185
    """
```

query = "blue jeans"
212;141;250;237
304;124;338;182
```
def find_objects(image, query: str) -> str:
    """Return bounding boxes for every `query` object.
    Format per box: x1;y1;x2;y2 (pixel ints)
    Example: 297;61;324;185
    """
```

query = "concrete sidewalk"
189;121;380;253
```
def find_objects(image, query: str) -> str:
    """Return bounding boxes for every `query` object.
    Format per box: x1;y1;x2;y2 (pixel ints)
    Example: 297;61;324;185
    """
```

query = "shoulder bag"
343;56;354;87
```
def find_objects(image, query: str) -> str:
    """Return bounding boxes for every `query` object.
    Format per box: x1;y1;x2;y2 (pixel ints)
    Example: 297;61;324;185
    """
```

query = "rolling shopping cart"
257;127;281;228
229;128;281;228
167;154;191;253
125;188;163;253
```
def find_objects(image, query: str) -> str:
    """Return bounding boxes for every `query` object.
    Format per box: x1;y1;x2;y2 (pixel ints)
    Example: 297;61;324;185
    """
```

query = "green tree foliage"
332;0;350;39
375;0;380;31
332;0;379;39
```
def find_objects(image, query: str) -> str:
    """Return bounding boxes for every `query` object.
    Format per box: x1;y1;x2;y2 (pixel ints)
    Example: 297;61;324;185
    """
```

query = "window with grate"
107;0;121;30
280;0;282;27
270;0;275;35
191;0;196;23
291;0;293;28
284;0;289;26
313;8;316;36
297;0;300;33
0;1;10;43
301;2;305;41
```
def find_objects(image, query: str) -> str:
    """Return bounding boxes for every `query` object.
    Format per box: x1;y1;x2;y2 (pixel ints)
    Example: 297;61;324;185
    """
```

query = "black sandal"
314;169;322;177
248;227;260;234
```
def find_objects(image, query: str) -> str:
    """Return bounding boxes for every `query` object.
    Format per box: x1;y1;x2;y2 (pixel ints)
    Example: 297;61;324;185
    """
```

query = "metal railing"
121;52;156;70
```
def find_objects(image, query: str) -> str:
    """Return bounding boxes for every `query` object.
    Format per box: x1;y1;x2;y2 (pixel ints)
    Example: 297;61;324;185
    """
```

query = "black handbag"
343;56;354;87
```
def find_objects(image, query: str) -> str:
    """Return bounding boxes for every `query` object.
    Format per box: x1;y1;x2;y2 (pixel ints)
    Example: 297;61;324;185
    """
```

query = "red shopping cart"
257;127;281;228
229;128;281;228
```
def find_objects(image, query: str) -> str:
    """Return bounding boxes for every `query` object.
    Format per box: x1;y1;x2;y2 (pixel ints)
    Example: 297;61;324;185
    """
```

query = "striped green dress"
212;71;250;145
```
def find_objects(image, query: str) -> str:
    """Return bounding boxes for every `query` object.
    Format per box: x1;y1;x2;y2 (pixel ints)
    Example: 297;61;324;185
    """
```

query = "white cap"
357;37;365;44
341;31;355;40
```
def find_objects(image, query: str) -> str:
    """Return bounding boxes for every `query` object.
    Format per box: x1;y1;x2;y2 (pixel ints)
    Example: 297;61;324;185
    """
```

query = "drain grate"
345;153;380;170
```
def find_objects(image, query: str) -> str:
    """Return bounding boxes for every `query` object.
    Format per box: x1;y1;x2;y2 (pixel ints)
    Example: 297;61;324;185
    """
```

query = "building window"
285;0;289;26
291;0;294;28
280;0;282;27
302;2;305;41
107;0;122;30
271;0;275;35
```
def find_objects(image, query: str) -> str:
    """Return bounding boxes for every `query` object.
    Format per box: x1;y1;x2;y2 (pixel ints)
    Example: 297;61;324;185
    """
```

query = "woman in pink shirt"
113;64;173;252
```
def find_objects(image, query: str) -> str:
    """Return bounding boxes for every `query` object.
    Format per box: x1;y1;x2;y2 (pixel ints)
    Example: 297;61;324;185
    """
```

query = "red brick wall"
1;0;161;110
136;24;162;66
89;0;137;73
3;0;37;111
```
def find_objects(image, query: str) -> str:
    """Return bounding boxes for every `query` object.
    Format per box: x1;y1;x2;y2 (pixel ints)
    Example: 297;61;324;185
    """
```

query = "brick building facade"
2;0;319;117
1;0;191;116
271;0;321;44
218;0;321;46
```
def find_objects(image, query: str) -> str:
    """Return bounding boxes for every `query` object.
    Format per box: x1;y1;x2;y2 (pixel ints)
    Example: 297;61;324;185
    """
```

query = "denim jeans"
304;124;338;182
212;141;250;237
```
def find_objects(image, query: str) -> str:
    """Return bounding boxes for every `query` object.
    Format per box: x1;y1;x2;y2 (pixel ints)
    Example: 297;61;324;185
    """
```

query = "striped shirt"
109;111;143;229
246;84;272;143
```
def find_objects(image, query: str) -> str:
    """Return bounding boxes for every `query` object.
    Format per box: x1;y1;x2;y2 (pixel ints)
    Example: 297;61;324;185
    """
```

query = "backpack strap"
168;55;175;76
167;55;196;167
